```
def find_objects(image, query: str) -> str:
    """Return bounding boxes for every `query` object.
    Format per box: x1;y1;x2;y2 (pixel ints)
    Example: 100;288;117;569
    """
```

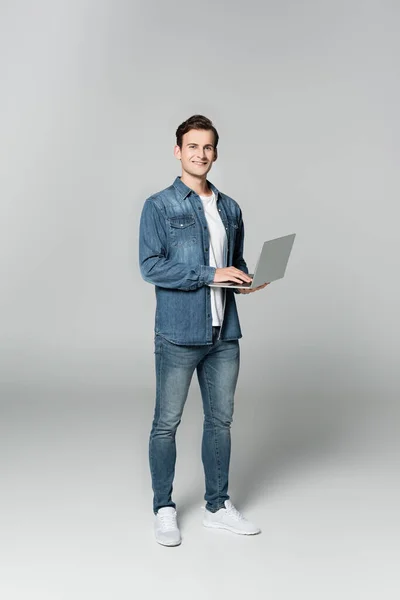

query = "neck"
180;172;212;196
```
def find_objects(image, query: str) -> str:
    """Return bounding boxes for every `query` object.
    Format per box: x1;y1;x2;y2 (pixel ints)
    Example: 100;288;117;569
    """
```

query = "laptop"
208;233;296;289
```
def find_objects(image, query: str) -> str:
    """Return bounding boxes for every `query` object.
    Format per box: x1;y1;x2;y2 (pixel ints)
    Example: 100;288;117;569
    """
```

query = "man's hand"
213;267;253;285
238;282;270;294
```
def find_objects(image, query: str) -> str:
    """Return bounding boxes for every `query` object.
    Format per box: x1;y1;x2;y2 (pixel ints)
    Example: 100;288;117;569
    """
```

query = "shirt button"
205;248;208;252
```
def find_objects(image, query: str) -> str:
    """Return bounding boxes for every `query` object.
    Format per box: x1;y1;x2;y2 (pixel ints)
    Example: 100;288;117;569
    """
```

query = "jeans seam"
151;336;164;513
203;361;222;507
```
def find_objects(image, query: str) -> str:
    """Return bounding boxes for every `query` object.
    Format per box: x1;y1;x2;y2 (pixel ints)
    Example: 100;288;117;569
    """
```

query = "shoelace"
226;503;245;521
159;513;177;531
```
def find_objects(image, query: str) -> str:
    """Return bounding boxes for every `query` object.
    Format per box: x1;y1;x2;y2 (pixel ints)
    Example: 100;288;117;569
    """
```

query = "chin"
187;169;207;177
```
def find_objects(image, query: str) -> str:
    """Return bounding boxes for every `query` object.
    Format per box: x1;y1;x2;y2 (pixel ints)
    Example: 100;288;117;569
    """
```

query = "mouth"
192;161;207;166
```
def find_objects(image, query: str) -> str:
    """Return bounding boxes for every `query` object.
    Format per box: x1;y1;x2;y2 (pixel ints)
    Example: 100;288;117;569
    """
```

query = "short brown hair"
176;115;219;149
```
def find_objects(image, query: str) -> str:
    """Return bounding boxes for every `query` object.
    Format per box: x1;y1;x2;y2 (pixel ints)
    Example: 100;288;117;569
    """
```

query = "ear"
213;148;218;162
174;145;182;160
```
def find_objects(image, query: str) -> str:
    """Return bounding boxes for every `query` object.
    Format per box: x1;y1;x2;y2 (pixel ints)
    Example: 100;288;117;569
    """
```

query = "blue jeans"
149;326;240;514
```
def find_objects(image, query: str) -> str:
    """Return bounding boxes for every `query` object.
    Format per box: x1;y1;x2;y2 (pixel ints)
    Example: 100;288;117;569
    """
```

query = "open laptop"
208;233;296;289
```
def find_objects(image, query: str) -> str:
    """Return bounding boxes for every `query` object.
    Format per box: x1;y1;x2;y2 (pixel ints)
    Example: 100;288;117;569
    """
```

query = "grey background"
1;1;399;598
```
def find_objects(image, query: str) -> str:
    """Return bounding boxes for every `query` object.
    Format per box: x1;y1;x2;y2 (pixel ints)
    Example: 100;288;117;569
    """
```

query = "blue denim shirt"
139;176;249;345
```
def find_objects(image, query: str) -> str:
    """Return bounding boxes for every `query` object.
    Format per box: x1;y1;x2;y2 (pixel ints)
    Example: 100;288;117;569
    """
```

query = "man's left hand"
238;282;270;294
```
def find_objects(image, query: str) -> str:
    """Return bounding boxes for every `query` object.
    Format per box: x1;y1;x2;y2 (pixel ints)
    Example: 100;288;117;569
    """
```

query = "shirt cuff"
200;265;216;285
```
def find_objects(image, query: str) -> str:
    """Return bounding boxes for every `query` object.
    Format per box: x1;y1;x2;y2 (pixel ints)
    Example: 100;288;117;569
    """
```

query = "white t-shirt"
199;190;227;326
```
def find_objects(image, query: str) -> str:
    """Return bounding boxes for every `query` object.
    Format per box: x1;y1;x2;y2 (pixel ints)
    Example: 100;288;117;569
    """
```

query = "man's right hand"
213;267;253;285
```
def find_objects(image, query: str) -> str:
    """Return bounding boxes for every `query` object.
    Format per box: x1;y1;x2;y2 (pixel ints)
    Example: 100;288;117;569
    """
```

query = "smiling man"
139;114;268;546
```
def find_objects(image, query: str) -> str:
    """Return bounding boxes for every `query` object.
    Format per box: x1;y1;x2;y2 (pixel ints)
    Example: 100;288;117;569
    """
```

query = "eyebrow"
186;143;214;148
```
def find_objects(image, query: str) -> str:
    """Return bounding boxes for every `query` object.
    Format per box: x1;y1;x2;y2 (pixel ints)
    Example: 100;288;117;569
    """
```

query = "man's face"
174;129;217;178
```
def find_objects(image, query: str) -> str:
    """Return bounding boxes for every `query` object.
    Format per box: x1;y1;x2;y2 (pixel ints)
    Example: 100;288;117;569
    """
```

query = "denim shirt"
139;176;249;345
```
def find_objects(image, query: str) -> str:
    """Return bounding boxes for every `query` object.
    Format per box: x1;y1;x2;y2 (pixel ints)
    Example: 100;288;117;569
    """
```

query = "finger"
231;269;252;283
224;277;248;284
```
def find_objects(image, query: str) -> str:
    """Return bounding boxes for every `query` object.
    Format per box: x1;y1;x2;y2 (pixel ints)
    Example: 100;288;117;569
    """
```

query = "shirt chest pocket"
227;217;239;243
227;217;239;230
168;214;197;246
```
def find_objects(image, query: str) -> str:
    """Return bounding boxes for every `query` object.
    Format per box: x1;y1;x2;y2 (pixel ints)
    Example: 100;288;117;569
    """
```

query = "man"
139;115;268;546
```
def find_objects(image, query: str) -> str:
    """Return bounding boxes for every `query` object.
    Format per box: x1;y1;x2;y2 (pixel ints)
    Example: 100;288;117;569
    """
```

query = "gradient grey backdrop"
1;1;399;598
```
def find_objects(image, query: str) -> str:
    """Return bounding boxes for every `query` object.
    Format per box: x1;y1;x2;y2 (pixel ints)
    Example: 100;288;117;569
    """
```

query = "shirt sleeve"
139;199;216;291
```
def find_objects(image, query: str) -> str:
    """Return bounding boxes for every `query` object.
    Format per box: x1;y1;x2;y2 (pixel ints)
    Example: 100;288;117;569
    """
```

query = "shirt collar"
173;176;220;202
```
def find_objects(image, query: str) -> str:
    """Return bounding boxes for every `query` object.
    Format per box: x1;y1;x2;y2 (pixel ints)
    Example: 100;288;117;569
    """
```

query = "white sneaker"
154;507;181;546
203;500;261;535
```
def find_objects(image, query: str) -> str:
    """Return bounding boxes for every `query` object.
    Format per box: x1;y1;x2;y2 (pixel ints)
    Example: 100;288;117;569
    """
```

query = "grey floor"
1;370;398;600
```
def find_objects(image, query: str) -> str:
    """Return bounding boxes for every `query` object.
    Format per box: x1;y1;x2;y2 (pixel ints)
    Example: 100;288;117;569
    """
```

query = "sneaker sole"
203;520;261;535
155;538;182;546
